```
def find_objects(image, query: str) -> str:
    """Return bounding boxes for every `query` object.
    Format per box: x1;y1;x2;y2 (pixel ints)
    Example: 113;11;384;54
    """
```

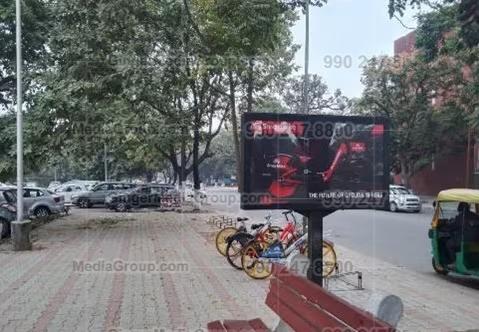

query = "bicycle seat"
251;223;264;230
237;217;249;222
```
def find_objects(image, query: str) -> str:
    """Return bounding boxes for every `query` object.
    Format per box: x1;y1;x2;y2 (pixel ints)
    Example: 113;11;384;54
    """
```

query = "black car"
0;188;17;239
106;184;180;212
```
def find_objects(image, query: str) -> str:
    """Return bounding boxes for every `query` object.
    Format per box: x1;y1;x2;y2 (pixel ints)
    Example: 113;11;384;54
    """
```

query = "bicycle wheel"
241;241;273;279
215;227;238;256
226;233;254;270
302;241;337;277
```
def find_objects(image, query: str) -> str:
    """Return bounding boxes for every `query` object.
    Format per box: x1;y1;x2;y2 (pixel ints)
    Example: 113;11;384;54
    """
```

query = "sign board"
241;113;390;210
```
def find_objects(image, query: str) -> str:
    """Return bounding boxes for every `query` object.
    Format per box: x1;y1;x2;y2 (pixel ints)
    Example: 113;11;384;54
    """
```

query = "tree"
414;4;479;131
358;55;467;185
0;0;51;108
39;0;234;192
184;0;301;190
282;75;350;113
389;0;479;47
35;0;180;183
199;131;236;183
0;0;52;181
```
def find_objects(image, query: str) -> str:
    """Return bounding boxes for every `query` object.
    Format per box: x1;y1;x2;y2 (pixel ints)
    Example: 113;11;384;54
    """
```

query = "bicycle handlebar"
282;210;297;226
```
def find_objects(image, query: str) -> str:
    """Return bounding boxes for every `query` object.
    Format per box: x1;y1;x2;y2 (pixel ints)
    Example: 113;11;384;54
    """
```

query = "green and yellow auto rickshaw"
429;189;479;276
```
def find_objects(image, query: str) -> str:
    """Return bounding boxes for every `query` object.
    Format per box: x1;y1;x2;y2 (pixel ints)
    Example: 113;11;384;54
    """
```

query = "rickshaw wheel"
432;257;449;275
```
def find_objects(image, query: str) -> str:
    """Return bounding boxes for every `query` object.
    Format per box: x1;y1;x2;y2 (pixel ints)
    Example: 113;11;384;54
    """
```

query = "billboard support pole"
302;209;335;287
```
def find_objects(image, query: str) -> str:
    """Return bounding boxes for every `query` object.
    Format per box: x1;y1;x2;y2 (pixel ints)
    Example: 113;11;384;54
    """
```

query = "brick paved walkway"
0;211;276;332
0;209;478;331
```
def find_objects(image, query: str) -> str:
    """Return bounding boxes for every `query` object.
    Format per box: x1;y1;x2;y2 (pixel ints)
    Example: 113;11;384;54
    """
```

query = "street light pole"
12;0;31;251
104;143;108;182
302;1;310;235
16;0;23;221
304;0;310;115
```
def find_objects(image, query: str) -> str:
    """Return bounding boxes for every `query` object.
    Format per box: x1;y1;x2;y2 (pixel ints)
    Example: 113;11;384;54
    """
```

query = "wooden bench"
207;264;395;332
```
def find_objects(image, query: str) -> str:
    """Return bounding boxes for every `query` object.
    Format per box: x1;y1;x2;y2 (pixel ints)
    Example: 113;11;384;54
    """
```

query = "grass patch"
76;217;135;230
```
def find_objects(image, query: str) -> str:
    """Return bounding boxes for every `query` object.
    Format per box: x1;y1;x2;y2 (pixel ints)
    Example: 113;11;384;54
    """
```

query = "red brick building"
392;32;474;195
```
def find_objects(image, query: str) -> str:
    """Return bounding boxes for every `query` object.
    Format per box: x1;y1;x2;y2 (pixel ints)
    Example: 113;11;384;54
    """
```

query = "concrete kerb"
11;219;32;251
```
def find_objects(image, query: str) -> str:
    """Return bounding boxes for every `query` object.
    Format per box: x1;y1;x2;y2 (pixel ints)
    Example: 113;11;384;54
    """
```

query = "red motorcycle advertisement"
241;113;389;210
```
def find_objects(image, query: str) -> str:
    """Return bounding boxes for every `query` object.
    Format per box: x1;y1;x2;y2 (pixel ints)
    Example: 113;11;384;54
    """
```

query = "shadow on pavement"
428;272;479;290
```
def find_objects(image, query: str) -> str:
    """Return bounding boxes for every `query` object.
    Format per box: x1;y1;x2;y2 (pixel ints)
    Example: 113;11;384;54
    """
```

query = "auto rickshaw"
429;189;479;276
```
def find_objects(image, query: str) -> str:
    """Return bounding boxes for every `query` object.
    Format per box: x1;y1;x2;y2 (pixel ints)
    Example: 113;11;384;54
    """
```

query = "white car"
389;185;422;213
63;180;99;191
54;183;89;204
48;181;62;190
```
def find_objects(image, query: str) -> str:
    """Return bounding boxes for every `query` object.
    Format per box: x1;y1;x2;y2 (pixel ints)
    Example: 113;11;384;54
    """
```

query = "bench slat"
268;278;350;330
266;292;317;332
207;320;227;332
223;320;256;331
272;264;394;332
247;318;270;332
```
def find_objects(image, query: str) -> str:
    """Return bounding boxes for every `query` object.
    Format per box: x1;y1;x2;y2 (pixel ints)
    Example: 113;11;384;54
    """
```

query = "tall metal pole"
16;0;24;221
304;0;310;115
104;143;108;182
466;127;472;188
302;1;310;234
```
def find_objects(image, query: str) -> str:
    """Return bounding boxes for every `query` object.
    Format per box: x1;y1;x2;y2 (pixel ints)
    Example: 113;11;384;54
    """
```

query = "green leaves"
390;0;478;48
416;5;459;61
358;55;468;181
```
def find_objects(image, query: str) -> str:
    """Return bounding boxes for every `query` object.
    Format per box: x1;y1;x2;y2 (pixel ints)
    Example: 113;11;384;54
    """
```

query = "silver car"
389;185;422;213
22;187;66;218
0;187;65;219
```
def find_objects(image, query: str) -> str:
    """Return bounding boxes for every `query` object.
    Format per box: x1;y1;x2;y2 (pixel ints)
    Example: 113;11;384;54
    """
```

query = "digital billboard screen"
241;113;390;210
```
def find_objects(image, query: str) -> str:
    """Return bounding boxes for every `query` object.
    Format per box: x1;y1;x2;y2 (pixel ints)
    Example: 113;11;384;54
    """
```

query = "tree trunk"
400;158;409;186
193;120;201;190
192;110;202;211
229;71;242;192
180;126;187;187
399;158;412;187
146;171;154;183
246;58;255;113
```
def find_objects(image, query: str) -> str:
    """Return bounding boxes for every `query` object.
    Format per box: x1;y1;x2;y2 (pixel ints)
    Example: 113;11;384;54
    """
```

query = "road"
206;187;434;274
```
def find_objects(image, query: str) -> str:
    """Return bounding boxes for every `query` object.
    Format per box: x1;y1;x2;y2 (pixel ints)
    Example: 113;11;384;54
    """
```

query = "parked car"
22;187;66;218
72;182;137;208
106;184;180;212
389;185;421;213
0;187;16;238
64;180;99;191
53;183;89;204
48;181;62;190
0;186;65;223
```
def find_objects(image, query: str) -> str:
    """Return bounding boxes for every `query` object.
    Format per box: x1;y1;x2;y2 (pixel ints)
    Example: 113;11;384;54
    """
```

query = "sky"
292;0;419;98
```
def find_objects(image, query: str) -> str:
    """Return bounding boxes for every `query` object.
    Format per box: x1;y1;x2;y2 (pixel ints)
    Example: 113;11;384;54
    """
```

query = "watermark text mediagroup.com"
73;259;189;274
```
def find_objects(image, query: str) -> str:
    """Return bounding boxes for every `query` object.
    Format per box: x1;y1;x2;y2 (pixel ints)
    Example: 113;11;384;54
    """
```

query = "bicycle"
215;217;249;256
241;211;337;279
225;215;282;270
